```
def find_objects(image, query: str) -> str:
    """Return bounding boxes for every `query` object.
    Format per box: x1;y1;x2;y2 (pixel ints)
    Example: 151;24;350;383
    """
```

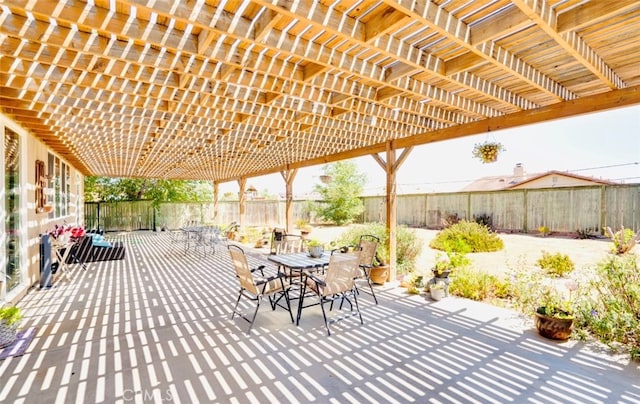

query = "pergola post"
372;143;413;281
212;181;219;223
237;178;247;230
281;168;298;233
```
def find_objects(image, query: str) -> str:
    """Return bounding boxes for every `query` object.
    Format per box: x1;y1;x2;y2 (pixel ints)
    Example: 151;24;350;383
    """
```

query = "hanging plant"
472;141;505;163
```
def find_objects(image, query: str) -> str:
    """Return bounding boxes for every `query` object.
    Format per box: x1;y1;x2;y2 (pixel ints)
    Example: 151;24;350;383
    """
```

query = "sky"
219;104;640;197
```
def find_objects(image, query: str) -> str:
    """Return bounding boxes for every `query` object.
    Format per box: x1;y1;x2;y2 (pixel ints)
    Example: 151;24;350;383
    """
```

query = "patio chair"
228;245;293;334
299;252;363;336
355;234;380;304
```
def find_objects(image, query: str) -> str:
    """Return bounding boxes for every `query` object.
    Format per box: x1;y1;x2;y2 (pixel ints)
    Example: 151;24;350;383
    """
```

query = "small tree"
314;161;366;225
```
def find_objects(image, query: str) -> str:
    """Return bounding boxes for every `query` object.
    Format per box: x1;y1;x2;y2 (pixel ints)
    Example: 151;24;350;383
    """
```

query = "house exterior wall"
511;174;599;189
1;113;85;304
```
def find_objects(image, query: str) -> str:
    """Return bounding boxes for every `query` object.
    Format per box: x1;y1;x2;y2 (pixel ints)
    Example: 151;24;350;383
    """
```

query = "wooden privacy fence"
362;184;639;234
85;184;639;234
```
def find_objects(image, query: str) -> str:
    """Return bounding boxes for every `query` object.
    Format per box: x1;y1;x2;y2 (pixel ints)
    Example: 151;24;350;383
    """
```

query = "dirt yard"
310;225;615;279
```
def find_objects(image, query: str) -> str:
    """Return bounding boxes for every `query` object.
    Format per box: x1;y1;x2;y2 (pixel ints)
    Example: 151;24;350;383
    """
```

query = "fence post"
523;189;528;233
600;185;607;233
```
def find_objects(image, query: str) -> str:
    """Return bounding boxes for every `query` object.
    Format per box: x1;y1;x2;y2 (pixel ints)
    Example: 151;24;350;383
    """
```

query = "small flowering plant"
472;141;505;163
511;269;576;319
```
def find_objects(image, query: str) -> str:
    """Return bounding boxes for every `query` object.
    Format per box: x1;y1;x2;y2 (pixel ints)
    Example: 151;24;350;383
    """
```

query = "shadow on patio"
1;232;638;403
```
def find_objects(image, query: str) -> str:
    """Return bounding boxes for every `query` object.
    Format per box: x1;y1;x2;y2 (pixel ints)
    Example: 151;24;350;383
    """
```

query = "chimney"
513;163;524;178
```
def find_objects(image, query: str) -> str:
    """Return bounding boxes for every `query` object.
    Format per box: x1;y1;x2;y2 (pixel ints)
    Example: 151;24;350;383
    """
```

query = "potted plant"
0;306;22;349
472;141;505;163
306;239;324;258
430;280;446;301
430;250;470;297
512;271;577;340
369;252;390;285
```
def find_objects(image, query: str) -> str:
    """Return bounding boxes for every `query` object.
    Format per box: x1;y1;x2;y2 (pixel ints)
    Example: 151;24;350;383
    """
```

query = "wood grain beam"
222;85;640;182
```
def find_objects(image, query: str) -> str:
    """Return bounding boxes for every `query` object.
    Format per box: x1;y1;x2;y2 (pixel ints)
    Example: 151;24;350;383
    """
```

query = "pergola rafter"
0;0;638;182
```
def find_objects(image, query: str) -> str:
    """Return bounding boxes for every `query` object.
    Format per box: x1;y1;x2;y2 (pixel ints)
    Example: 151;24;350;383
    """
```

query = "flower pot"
370;265;389;284
433;270;451;279
534;311;574;340
430;287;445;301
308;246;323;258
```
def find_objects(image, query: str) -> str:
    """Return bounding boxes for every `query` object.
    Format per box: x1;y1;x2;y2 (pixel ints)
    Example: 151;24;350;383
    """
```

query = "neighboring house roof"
461;168;615;192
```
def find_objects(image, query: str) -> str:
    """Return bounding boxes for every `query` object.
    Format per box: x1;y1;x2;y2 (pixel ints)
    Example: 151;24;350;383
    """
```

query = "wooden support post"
238;178;247;231
281;168;298;233
371;143;413;281
212;181;219;223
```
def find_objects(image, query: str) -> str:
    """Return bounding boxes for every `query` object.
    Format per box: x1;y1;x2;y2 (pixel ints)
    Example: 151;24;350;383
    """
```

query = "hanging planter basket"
472;141;505;164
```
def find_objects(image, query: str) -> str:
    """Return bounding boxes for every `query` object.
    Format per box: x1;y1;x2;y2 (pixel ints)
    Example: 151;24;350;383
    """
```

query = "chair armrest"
303;270;326;287
251;265;266;276
255;271;286;285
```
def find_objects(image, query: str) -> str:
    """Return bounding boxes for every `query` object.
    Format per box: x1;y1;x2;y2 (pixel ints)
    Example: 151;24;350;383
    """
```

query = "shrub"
441;213;461;228
430;220;504;253
536;251;575;277
538;226;550;236
574;255;640;360
473;213;493;231
605;226;640;255
336;222;422;275
449;267;510;301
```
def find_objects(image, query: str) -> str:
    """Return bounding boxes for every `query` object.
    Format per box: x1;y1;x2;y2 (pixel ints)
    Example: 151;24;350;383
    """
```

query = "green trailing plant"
605;226;640;255
0;306;22;326
536;251;575;277
574;255;640;360
430;220;504;253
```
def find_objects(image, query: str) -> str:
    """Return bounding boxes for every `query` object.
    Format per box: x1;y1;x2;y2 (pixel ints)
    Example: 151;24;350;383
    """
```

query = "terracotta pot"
534;310;574;340
370;265;389;284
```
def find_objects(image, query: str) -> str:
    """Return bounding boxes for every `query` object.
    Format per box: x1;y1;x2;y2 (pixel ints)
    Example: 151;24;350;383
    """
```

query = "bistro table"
180;226;204;254
268;251;332;324
268;251;357;325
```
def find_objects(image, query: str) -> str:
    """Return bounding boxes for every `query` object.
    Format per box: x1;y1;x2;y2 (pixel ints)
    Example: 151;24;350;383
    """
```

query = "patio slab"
0;231;638;403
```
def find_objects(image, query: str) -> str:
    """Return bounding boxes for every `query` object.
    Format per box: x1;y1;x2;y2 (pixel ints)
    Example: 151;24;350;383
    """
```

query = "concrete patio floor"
1;231;638;403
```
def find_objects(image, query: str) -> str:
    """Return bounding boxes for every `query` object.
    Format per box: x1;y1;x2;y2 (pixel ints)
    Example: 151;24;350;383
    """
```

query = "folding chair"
299;252;363;336
228;245;293;334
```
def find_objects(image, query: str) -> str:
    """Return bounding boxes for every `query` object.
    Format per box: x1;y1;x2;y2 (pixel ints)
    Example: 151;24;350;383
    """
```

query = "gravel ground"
309;225;615;279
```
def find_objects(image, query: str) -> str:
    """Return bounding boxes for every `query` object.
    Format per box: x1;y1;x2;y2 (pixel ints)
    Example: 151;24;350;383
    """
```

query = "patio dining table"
268;251;359;325
267;251;332;324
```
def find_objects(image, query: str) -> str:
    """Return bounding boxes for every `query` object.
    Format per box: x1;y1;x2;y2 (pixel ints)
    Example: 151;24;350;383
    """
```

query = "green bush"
429;220;504;253
574;255;640;360
336;222;422;275
449;267;510;301
605;226;640;255
536;251;575;277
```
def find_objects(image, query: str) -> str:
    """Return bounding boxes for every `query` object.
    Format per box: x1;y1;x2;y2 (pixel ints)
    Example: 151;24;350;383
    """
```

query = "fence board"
425;193;469;228
85;184;640;234
470;191;524;231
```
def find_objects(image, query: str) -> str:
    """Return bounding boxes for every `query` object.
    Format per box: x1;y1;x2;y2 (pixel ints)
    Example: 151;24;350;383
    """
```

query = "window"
5;127;21;292
47;153;71;217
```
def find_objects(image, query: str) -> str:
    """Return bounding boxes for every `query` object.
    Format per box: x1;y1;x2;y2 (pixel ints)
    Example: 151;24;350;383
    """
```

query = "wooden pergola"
2;0;640;277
